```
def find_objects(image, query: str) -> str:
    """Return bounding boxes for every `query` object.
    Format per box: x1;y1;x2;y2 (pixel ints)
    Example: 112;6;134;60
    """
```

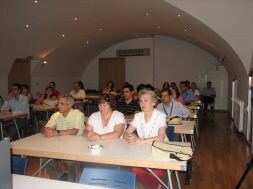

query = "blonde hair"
138;89;158;104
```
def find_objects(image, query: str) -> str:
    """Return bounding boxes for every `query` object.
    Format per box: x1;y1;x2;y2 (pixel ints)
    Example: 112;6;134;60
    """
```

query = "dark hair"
180;81;186;86
170;86;180;98
21;84;29;90
122;84;134;92
162;81;170;89
12;83;22;90
146;84;154;91
207;81;212;85
107;81;114;91
161;88;172;96
49;81;56;87
137;83;146;92
77;81;84;89
98;94;116;110
44;86;55;99
170;82;177;87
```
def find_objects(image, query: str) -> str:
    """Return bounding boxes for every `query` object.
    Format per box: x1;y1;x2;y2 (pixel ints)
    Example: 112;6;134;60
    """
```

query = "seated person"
117;84;140;115
36;86;58;106
42;94;85;181
123;89;166;189
84;94;125;141
190;82;201;100
180;81;195;104
102;81;117;96
69;81;86;100
1;83;30;139
201;81;216;111
170;85;185;104
49;81;60;98
157;89;189;119
21;84;33;103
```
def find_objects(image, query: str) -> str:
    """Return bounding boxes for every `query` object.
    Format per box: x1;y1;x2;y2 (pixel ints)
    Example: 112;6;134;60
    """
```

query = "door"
99;57;125;91
8;58;31;90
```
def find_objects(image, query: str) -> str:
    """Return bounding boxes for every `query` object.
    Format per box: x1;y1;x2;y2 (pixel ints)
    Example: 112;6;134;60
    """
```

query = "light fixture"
25;24;29;28
74;17;78;21
157;26;161;29
177;14;181;18
62;34;65;38
184;28;187;32
34;0;38;3
41;60;47;66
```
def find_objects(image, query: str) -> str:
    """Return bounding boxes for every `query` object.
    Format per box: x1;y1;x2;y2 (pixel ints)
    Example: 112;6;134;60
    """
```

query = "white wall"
82;36;228;110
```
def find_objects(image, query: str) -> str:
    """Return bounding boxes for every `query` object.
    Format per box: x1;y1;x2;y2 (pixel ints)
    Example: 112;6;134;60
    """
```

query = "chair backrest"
11;155;28;175
0;138;12;189
166;126;175;141
79;167;136;189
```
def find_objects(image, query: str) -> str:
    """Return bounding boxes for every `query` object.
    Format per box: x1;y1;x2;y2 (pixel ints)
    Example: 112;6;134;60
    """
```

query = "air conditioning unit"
116;48;150;57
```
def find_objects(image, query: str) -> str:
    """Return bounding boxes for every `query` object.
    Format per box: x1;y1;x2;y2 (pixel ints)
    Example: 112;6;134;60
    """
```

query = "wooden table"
11;134;189;189
168;120;195;150
13;174;110;189
0;112;27;139
31;105;58;132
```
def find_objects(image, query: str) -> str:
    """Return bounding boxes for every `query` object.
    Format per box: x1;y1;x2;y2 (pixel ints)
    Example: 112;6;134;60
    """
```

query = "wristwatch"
56;130;60;136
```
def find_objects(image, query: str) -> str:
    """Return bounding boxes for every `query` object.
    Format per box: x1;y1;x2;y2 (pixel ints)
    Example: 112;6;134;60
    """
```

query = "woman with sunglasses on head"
84;94;125;141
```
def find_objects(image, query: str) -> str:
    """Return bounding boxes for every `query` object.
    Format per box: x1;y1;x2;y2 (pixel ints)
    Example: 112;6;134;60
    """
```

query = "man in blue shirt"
1;83;29;139
157;89;189;118
180;81;195;103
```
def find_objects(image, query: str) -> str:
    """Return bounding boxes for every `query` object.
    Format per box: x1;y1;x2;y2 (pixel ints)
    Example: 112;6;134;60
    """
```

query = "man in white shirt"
1;83;29;139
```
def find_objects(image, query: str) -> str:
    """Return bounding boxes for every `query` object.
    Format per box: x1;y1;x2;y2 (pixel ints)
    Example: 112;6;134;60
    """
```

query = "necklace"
140;110;157;138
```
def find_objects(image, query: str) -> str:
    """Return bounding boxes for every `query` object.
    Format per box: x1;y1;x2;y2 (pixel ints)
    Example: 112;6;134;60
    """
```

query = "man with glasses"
117;84;140;115
157;89;189;118
42;94;85;181
1;83;30;139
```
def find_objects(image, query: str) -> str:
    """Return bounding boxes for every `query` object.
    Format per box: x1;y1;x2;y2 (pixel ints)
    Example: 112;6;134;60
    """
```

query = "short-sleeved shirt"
131;109;166;139
45;108;85;135
70;89;86;100
156;100;190;118
117;99;140;115
181;90;195;103
87;110;125;135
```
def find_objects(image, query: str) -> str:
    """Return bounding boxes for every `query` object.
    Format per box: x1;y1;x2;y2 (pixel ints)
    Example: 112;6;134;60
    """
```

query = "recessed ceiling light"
43;60;47;64
25;24;29;28
74;17;78;21
145;12;150;16
99;27;102;32
184;29;187;32
157;26;161;29
177;14;181;18
34;0;38;3
62;34;65;38
86;41;89;44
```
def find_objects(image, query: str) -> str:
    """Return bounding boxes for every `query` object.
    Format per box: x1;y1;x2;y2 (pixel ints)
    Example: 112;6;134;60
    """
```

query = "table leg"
0;122;3;140
146;168;169;189
167;170;173;189
32;158;52;177
13;119;21;139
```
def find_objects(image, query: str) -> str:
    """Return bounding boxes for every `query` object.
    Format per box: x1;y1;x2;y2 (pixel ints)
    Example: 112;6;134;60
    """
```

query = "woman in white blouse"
123;89;166;189
85;94;125;141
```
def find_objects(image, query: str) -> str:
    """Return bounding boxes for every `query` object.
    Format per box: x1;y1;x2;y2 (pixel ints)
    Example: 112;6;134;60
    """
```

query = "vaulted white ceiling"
0;0;247;79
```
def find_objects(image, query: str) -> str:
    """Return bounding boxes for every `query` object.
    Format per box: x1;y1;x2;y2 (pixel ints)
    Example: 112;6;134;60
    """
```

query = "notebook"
0;138;12;189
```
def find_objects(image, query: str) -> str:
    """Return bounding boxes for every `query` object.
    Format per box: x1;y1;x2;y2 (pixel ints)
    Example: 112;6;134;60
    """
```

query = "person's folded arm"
100;123;125;140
